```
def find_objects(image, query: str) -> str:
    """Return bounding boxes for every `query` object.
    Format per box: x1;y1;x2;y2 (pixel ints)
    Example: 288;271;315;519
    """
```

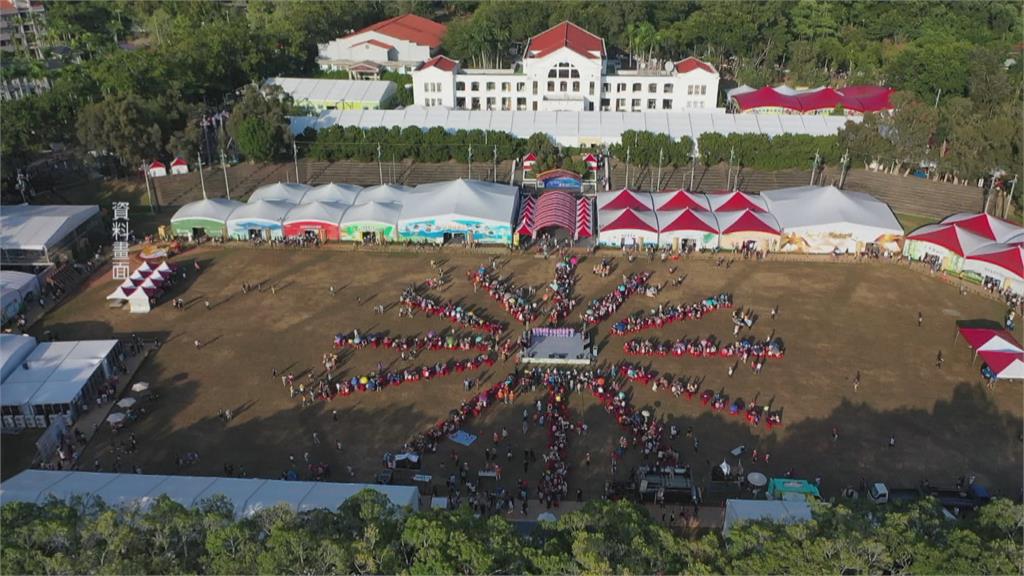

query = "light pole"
727;147;735;191
656;148;664;192
293;141;300;182
377;142;383;185
625;146;631;189
468;144;473;180
221;148;231;199
689;147;697;192
810;149;820;186
493;145;498;182
197;152;207;200
838;148;850;189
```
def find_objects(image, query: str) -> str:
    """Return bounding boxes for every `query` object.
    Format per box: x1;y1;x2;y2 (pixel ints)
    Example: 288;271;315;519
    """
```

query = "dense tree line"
1;491;1021;574
305;126;527;164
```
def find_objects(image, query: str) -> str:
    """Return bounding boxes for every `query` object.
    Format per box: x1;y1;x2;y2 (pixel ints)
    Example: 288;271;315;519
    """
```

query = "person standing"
917;312;923;327
936;350;944;368
204;300;211;311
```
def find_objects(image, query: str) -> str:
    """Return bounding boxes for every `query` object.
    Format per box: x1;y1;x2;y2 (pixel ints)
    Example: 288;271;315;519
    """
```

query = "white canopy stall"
247;182;312;204
398;179;518;245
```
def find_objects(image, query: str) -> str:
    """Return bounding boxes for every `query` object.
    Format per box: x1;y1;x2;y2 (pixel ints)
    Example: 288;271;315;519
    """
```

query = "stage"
520;328;594;366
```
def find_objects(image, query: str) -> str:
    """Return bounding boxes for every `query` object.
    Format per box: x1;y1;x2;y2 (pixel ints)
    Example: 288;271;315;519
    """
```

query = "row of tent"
594;186;905;256
105;261;176;313
905;213;1024;292
0;470;421;516
170;180;519;244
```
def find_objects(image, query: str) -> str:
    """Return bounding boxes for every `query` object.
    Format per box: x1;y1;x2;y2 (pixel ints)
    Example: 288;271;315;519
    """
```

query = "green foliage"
608;131;696;169
227;85;293;162
3;492;1019;575
309;125;529;165
694;132;838;170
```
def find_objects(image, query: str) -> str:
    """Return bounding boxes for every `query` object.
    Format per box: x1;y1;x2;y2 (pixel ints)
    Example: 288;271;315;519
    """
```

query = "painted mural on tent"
399;218;512;243
778;231;902;254
903;239;963;273
227;220;284;240
339;224;396;241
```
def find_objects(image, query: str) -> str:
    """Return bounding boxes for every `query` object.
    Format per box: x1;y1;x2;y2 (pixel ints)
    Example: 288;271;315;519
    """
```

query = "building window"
662;99;672;109
548;69;557;78
547;81;555;92
516;82;526;91
631;98;641;109
516;97;527;110
647;99;656;109
664;84;673;94
471;82;480;92
501;97;511;110
649;83;657;93
600;98;610;109
616;98;626;111
560;81;567;92
632;83;641;92
456;82;465;91
486;97;496;109
617;83;626;92
501;82;510;91
486;82;496;91
700;85;707;95
572;81;580;92
602;83;610;93
456;97;466;108
471;97;481;110
532;82;538;95
532;101;538;110
687;85;694;95
589;82;595;96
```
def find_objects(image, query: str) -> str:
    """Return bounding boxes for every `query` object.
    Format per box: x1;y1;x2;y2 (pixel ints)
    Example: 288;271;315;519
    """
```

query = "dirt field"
26;246;1023;501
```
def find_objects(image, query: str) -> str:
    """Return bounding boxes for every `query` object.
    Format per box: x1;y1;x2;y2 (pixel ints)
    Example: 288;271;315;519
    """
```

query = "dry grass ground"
26;246;1023;501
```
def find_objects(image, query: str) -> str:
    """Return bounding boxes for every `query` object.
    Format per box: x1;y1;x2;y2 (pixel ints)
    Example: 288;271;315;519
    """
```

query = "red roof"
526;21;605;60
907;225;992;257
957;327;1023;353
352;39;395;50
794;87;842;111
655;190;708;211
347;14;446;49
149;160;166;169
522;152;537;161
674;57;716;74
733;85;894;113
600;189;651;212
534;190;577;234
171;157;187;167
708;191;767;212
418;55;458;72
601;209;658;233
942;213;1022;242
718;210;780;235
537;168;582;181
967;244;1024;278
978;350;1024;376
660;209;718;234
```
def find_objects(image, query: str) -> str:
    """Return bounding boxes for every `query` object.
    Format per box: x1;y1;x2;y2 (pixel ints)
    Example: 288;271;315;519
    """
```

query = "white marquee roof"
171;198;243;223
760;185;902;234
357;183;413;204
0;470;421;515
340;201;402;226
265;77;396;105
248;182;312;204
0;333;37;383
0;204;100;251
226;200;293;224
283;201;348;225
304;183;363;204
399;179;517;224
1;340;116;407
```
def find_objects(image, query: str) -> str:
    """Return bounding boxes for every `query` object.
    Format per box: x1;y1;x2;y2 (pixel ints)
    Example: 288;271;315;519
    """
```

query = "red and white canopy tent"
576;197;593;239
940;212;1022;243
653;189;711;212
707;190;768;213
965;244;1024;280
515;196;536;237
533;190;578;238
597;208;659;246
658;208;720;249
597;188;654;212
906;224;994;258
955;326;1024;379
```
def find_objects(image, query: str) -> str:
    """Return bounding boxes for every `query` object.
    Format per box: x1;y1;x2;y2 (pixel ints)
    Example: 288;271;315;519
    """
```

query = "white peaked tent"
398;179;517;244
304;183;363;204
156;261;174;274
170;198;243;239
136;261;153;274
226;200;292;239
597;208;661;246
128;289;151;313
761;185;902;254
106;286;135;301
657;208;721;249
129;269;146;281
356;183;412;204
248;182;312;204
339;201;402;241
283;202;348;227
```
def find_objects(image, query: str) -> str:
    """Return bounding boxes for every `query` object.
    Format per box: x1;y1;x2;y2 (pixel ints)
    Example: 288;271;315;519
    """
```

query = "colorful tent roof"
907;224;993;257
576;197;593;239
534;190;577;234
707;190;768;213
171;198;243;223
966;244;1024;279
654;190;710;211
731;85;894;113
940;213;1023;243
659;209;719;234
957;327;1023;353
716;209;781;235
978;350;1024;379
516;196;536;236
598;189;653;212
283;201;348;226
599;209;658;233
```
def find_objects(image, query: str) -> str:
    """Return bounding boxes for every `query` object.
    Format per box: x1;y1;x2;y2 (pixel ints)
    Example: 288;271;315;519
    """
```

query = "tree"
838;114;894;168
227;85;293;162
76;93;169;169
885;34;973;101
885;91;939;173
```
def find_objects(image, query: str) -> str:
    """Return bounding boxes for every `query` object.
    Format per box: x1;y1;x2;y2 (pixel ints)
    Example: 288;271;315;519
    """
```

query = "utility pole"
625;146;631;189
293;141;300;183
810;149;820;186
220;148;231;199
656;148;664;192
468;144;473;180
493;145;498;182
689;148;697;192
142;164;155;213
1005;175;1017;219
838;148;850;189
727;147;735;191
197;152;207;200
934;89;942;108
377;143;383;185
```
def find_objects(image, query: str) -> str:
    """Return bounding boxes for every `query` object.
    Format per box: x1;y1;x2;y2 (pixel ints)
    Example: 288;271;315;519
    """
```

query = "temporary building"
730;85;894;114
397;179;518;244
338;201;402;242
147;161;167;178
357;183;412;204
597;208;660;246
955;326;1024;380
303;183;363;205
940;213;1021;243
657;208;720;249
963;243;1024;293
0;334;36;383
0;270;40;323
532;190;578;237
904;223;995;276
170;157;189;175
170;198;243;239
722;499;812;535
597;188;654;212
226;200;292;240
760;185;903;254
653;190;711;212
247;182;312;204
0;470;421;514
978;351;1024;380
0;204;102;266
282;201;348;241
715;209;782;251
707;190;768;213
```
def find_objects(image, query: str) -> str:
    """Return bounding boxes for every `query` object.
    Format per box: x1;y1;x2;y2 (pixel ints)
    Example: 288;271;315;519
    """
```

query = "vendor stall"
282;201;348;241
226;200;292;240
170;198;243;240
397;179;517;245
338;201;401;243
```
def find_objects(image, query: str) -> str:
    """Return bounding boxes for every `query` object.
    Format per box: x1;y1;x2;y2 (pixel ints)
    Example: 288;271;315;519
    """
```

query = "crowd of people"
581;272;652;325
547;257;579;324
610;293;734;335
333;330;496;354
623;335;785;365
399;288;504;334
467;265;540;324
405;374;522;455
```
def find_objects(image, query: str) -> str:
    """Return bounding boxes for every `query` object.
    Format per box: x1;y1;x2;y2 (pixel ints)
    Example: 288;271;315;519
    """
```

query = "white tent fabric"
170;198;243;223
227;201;293;225
398;180;518;239
357;184;412;204
0;333;37;383
761;185;902;253
597;209;661;246
1;340;115;410
0;470;422;515
941;212;1022;243
0;204;100;252
248;182;312;204
304;183;363;205
283;201;348;225
723;499;812;534
128;289;151;313
339;201;402;227
0;286;22;324
0;270;41;301
136;261;153;274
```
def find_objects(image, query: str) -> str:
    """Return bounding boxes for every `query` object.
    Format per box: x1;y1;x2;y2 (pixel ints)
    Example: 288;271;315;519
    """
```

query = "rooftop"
346;14;446;49
526;21;605;60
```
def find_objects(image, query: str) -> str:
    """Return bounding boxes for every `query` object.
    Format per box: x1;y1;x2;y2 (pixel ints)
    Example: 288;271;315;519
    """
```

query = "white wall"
319;30;431;65
412;66;457;107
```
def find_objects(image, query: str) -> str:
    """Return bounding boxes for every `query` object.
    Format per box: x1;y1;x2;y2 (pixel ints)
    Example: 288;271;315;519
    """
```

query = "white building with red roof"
318;14;447;72
412;21;719;113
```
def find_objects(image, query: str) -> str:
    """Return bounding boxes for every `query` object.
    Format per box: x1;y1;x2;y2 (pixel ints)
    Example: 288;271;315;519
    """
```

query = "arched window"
549;62;580;80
